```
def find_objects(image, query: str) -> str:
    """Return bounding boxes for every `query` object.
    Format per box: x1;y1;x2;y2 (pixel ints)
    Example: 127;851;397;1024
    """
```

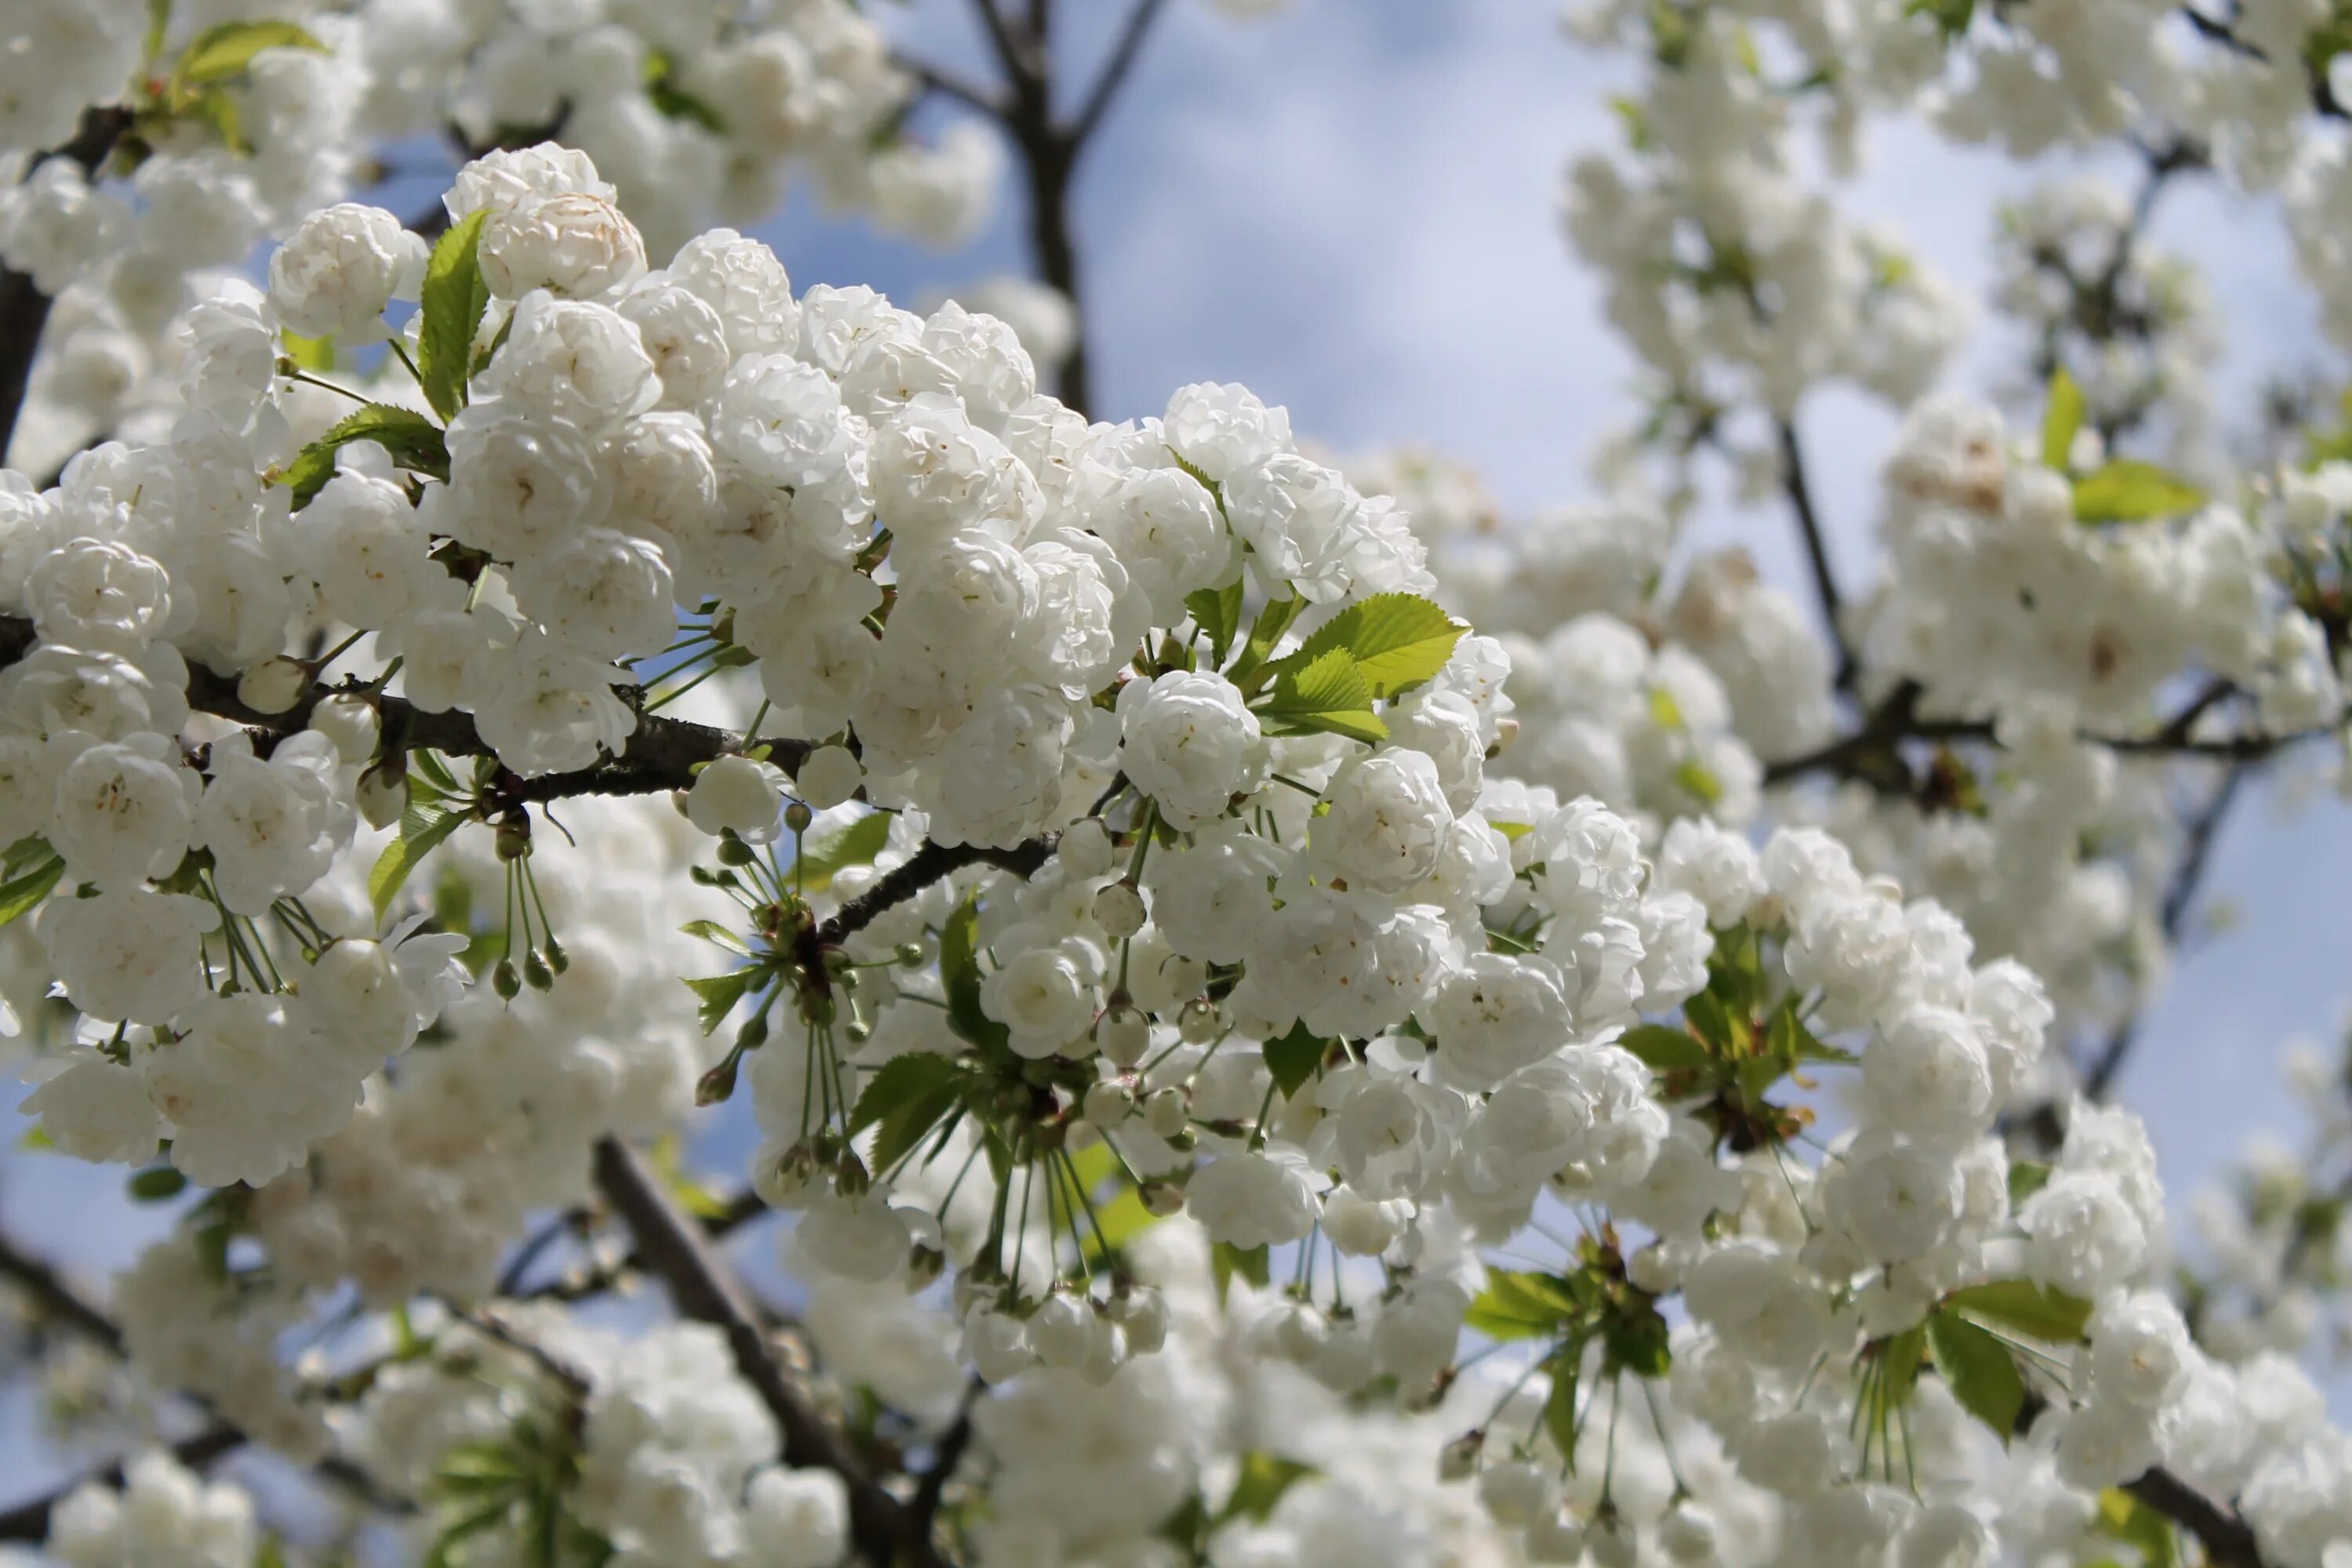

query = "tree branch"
1;107;134;464
590;1138;957;1568
815;834;1057;946
896;54;1010;120
1775;417;1859;693
1070;0;1171;146
2125;1466;2267;1568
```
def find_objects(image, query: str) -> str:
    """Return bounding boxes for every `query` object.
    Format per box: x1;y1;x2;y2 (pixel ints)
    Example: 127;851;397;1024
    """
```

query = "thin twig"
1071;0;1172;145
1775;418;1858;693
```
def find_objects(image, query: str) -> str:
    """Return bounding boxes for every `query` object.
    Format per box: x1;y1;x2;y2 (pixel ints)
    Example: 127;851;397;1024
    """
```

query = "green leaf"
2007;1160;2053;1206
1766;1000;1856;1066
848;1051;972;1175
367;804;467;923
1927;1308;2026;1440
1264;593;1465;701
1541;1347;1582;1461
276;404;449;510
2098;1488;2180;1568
793;811;891;895
2042;367;2085;470
1603;1307;1672;1378
1905;0;1975;38
679;919;753;957
1186;579;1246;666
1947;1279;2093;1344
0;847;66;931
1261;1022;1327;1098
682;970;757;1036
281;330;334;372
2072;459;2206;524
1878;1322;1929;1408
1464;1269;1581;1341
172;20;325;90
416;210;491;423
180;86;245;152
1617;1023;1713;1073
1088;1183;1164;1258
1255;647;1385;745
1671;759;1722;807
1217;1452;1316;1525
1488;820;1534;842
1210;1240;1270;1305
1227;592;1305;694
938;888;1011;1053
128;1165;188;1201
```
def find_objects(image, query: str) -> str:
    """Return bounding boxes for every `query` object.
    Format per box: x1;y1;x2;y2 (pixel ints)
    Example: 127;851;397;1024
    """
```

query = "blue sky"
4;0;2348;1512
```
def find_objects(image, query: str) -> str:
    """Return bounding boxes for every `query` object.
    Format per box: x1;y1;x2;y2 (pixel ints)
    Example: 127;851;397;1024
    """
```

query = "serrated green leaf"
1264;593;1465;702
1261;1022;1327;1098
794;811;890;895
1947;1279;2093;1344
1186;578;1246;666
1464;1269;1581;1341
2072;459;2206;524
368;804;467;923
1227;592;1305;694
0;847;65;931
416;211;491;423
1217;1452;1316;1525
2042;367;2085;471
681;970;757;1036
938;888;1011;1053
172;20;325;91
1210;1240;1271;1305
276;404;449;510
1617;1022;1714;1073
1927;1308;2025;1439
1255;647;1386;744
848;1051;971;1175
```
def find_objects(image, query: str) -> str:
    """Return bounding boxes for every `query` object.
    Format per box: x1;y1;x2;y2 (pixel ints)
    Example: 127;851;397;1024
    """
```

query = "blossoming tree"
0;0;2347;1566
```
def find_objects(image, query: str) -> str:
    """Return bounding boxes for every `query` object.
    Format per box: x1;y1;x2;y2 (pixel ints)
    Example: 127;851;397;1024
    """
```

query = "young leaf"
2007;1160;2053;1205
2041;367;2086;471
1264;592;1465;701
681;970;757;1036
1602;1307;1673;1377
678;919;753;957
1227;592;1305;694
793;811;891;895
0;848;66;931
1946;1279;2093;1344
1463;1269;1581;1340
1210;1240;1271;1305
368;804;468;923
1186;578;1246;667
2071;459;2206;524
276;404;450;509
172;20;325;92
1217;1453;1317;1525
848;1051;971;1175
1617;1023;1714;1073
1541;1347;1582;1460
938;889;1011;1052
416;210;492;423
1260;1022;1328;1098
1255;647;1385;744
1927;1308;2026;1439
2097;1488;2180;1568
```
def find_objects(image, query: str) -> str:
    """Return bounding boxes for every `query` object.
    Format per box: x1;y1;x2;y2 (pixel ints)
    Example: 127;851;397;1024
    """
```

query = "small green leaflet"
1260;1021;1329;1098
276;404;450;509
1259;592;1465;701
938;888;1010;1052
0;846;66;931
416;211;492;423
2072;459;2205;524
2097;1488;2180;1568
1617;1022;1713;1073
1254;647;1386;745
1462;1269;1580;1341
1210;1240;1270;1305
1185;578;1246;666
1226;592;1305;693
678;919;753;957
2041;367;2085;471
2007;1160;2053;1205
1217;1452;1316;1525
847;1051;973;1175
1927;1308;2026;1440
1542;1346;1582;1461
793;811;891;895
1488;820;1535;842
682;971;758;1036
1602;1305;1671;1377
172;20;325;93
1905;0;1975;39
1946;1279;2093;1344
127;1165;188;1201
368;803;468;922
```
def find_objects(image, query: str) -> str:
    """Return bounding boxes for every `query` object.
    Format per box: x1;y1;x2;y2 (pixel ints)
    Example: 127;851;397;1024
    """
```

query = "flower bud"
1093;879;1146;940
697;1047;743;1105
796;744;862;809
1097;1004;1149;1069
237;655;308;714
717;834;757;866
906;1243;946;1290
784;800;814;834
492;958;521;1000
1082;1080;1134;1127
357;757;408;830
1179;996;1222;1044
1142;1087;1189;1139
1476;1459;1553;1529
1525;1513;1586;1565
1140;1180;1185;1217
1438;1429;1485;1482
1030;1292;1094;1369
1587;1516;1639;1568
1059;818;1115;880
495;818;531;861
1108;1286;1167;1354
522;948;554;991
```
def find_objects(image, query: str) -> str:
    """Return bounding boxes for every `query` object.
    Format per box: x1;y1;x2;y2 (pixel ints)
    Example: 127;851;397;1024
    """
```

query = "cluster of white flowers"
42;1446;256;1568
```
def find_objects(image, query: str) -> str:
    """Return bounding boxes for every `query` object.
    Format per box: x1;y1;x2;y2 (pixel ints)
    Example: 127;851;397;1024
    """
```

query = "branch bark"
590;1138;957;1568
1774;417;1859;694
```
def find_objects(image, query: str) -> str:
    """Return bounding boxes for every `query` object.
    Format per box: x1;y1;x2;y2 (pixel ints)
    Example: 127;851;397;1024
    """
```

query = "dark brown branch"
590;1138;956;1568
1070;0;1171;145
1775;418;1858;693
2125;1467;2267;1568
909;1380;984;1534
816;835;1057;946
1;107;133;463
897;54;1010;120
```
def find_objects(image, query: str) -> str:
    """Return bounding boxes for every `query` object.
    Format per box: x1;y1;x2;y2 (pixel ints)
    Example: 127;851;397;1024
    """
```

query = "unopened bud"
896;942;925;968
1179;996;1221;1044
522;949;554;991
1093;880;1146;941
495;818;530;861
697;1047;744;1106
1140;1180;1185;1217
795;744;862;810
237;655;308;714
1438;1429;1485;1482
1059;818;1115;880
906;1243;946;1289
1142;1087;1188;1140
543;936;570;975
357;758;408;830
1097;1004;1149;1069
784;800;814;833
1081;1080;1134;1127
492;958;521;1000
835;1152;870;1197
716;834;757;867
